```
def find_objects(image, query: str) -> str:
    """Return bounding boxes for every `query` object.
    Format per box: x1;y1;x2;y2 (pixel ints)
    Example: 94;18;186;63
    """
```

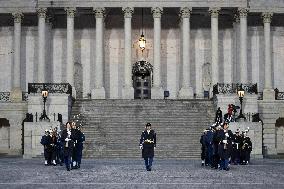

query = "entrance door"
132;61;153;99
134;74;151;99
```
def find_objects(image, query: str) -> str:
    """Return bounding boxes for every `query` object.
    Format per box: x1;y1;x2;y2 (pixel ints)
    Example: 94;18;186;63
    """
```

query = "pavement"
0;158;284;189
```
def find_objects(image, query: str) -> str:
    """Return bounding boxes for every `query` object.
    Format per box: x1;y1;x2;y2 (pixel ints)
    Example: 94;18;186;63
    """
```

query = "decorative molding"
180;7;192;19
234;14;240;23
262;12;273;23
28;83;72;95
122;7;134;18
12;11;23;23
64;7;76;18
238;7;248;18
209;7;220;18
0;92;10;102
151;7;163;18
94;7;105;18
37;8;47;18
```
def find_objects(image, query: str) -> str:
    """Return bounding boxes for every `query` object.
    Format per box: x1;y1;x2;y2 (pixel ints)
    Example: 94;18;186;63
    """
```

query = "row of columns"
10;7;274;100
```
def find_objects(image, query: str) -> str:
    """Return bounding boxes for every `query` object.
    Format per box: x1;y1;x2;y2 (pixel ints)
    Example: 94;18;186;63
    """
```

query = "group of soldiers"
200;121;252;171
40;121;85;171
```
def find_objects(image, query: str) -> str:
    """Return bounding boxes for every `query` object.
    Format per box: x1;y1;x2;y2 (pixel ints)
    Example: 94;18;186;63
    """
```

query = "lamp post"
237;84;246;120
139;8;146;52
39;89;50;121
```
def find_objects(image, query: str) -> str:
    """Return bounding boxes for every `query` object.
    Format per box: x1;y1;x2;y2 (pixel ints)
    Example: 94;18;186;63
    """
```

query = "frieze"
0;92;10;102
213;83;258;96
28;83;72;95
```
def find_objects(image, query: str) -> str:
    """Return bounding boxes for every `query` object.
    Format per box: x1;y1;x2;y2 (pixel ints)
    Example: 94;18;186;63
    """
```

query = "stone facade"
1;0;284;157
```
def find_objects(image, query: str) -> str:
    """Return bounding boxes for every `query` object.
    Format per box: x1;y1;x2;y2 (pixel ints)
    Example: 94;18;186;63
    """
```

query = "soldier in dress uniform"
218;123;233;171
71;122;79;169
231;129;242;165
40;130;52;166
139;123;156;171
76;125;85;169
241;134;252;165
61;122;74;171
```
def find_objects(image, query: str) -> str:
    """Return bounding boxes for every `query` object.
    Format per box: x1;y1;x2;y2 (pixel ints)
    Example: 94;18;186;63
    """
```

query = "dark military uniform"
40;133;52;165
140;129;156;171
241;136;252;165
218;129;233;170
61;129;74;171
76;130;85;168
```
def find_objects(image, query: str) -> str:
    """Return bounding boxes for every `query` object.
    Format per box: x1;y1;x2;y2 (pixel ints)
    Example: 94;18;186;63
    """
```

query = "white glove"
65;138;70;142
223;140;227;144
139;145;143;150
67;131;71;135
225;133;229;137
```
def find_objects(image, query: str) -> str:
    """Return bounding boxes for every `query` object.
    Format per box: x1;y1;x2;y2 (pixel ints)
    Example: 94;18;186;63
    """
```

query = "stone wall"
229;122;263;158
0;102;28;155
23;121;61;159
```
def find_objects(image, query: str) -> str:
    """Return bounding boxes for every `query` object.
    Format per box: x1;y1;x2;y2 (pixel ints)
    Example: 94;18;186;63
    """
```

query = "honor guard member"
218;123;233;171
50;129;58;166
61;122;74;171
241;133;252;165
40;129;52;166
200;130;207;166
140;123;156;171
76;125;85;168
231;129;242;165
71;122;79;169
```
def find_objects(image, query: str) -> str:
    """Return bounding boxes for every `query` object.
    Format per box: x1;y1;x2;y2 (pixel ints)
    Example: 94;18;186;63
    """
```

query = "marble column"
151;7;163;99
10;12;23;102
37;8;47;83
239;8;248;83
91;7;106;99
178;7;193;99
122;7;134;99
233;14;240;83
65;8;76;87
262;12;274;100
209;8;220;89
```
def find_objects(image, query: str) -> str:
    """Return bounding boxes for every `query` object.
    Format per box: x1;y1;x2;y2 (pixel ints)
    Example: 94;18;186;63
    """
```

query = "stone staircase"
71;99;215;159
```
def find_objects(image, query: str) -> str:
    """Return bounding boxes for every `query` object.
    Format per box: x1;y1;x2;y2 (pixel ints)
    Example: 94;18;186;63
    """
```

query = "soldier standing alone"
140;123;156;171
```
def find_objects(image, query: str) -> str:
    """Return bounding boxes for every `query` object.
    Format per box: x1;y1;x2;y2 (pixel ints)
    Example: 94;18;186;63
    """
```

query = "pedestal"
178;87;193;99
91;87;106;99
151;87;164;99
10;87;22;102
263;88;275;100
122;87;134;99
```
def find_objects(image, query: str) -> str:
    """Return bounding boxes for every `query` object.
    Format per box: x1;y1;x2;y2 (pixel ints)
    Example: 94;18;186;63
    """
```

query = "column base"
91;87;106;99
10;87;22;102
178;87;194;99
151;87;164;99
72;87;77;99
263;88;275;100
122;86;134;99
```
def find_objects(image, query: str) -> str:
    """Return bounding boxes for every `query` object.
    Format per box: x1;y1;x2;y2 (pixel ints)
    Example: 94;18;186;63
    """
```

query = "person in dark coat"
212;125;222;169
41;130;52;166
218;123;233;171
61;122;74;171
231;129;243;165
215;107;223;124
140;123;156;171
241;135;252;165
71;122;80;169
50;129;58;166
200;130;207;166
76;125;85;169
204;127;214;166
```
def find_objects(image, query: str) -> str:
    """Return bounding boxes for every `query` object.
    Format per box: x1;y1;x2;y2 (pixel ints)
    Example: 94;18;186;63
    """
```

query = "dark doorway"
132;61;153;99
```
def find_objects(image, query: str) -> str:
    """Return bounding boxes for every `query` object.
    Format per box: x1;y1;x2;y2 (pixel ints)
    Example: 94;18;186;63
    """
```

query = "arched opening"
132;61;153;99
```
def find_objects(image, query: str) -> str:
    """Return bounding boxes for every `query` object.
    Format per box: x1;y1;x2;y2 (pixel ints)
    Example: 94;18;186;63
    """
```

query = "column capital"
262;12;273;23
180;7;192;18
234;14;240;23
65;7;76;18
37;8;47;18
12;12;23;23
209;7;220;18
238;8;249;18
122;7;134;18
151;7;163;18
94;7;105;18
